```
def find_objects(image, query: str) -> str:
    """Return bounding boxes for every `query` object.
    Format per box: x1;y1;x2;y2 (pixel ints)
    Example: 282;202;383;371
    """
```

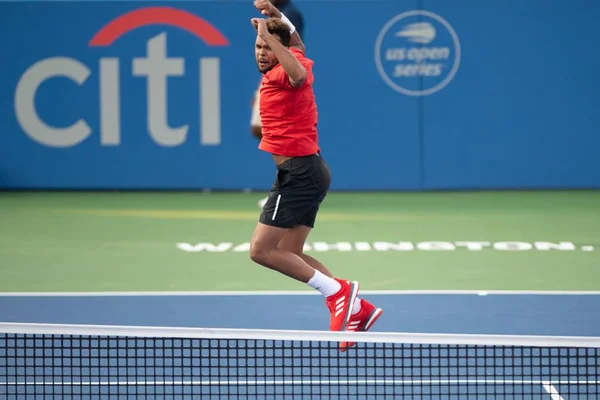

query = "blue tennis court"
1;292;599;399
1;292;600;335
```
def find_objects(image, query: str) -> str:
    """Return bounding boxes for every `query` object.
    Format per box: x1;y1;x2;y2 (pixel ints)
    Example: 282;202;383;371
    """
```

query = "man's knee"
250;222;289;266
250;240;272;266
249;243;264;265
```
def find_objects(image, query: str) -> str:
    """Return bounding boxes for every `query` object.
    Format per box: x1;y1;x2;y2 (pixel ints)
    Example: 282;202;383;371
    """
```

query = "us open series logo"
375;10;461;96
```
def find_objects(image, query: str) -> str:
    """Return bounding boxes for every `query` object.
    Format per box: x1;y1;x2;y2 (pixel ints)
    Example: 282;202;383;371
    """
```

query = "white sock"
352;297;362;315
307;270;341;297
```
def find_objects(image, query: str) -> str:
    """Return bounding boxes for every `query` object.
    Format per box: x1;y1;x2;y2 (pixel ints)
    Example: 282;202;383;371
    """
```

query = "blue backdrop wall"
1;0;598;190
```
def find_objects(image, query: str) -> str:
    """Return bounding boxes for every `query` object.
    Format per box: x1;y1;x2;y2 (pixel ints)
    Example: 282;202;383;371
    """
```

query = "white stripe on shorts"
272;194;282;220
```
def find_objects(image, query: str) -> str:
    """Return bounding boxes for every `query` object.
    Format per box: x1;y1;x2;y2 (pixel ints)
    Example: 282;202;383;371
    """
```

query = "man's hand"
254;0;305;52
254;0;281;18
251;18;270;39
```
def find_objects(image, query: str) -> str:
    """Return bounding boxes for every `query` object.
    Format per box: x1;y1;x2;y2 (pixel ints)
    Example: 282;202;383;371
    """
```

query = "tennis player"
252;1;304;209
249;0;382;345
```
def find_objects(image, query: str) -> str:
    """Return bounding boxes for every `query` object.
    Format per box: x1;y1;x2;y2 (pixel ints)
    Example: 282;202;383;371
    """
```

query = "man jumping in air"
251;1;304;209
248;0;382;349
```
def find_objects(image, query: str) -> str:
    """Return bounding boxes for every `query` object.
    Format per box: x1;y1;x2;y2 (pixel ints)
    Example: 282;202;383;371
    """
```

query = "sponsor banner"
0;1;421;190
1;1;599;190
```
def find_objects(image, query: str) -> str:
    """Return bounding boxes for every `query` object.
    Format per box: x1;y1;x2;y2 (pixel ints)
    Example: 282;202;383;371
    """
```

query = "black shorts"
259;153;331;229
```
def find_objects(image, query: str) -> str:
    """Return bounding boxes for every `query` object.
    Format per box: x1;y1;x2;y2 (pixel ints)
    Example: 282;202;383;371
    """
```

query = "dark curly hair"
266;18;291;47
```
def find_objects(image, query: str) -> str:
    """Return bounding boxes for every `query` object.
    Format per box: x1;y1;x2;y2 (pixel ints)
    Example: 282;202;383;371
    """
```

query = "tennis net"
1;322;599;399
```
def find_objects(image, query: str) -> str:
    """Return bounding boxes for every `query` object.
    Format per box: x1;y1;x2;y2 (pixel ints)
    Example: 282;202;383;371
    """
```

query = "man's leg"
277;224;384;350
249;222;315;282
278;225;363;316
251;156;359;331
250;221;359;331
277;227;382;351
277;225;333;277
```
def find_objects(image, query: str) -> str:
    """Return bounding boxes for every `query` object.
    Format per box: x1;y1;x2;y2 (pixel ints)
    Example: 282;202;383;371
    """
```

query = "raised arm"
253;0;305;53
287;29;306;53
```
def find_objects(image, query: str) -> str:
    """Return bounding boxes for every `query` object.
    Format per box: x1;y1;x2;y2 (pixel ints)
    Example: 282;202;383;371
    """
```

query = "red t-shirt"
258;47;320;157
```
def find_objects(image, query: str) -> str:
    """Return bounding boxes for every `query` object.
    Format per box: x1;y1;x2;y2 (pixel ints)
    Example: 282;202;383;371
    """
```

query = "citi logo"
14;7;229;148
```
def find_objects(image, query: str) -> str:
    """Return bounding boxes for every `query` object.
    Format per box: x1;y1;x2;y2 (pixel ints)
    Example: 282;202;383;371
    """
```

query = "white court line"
542;382;565;400
1;379;598;387
1;290;600;297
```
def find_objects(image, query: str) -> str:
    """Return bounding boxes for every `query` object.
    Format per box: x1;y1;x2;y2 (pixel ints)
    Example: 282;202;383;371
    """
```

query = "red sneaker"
340;299;383;352
325;279;359;331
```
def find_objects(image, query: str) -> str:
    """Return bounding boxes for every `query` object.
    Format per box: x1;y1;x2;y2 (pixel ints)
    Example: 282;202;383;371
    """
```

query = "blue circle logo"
375;10;461;96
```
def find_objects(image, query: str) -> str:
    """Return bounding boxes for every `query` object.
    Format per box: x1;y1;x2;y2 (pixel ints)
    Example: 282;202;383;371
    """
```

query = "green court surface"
0;191;598;293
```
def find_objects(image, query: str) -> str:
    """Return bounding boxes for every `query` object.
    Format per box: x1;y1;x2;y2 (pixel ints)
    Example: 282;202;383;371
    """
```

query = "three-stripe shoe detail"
347;319;361;331
326;279;360;331
339;299;384;352
334;296;346;317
